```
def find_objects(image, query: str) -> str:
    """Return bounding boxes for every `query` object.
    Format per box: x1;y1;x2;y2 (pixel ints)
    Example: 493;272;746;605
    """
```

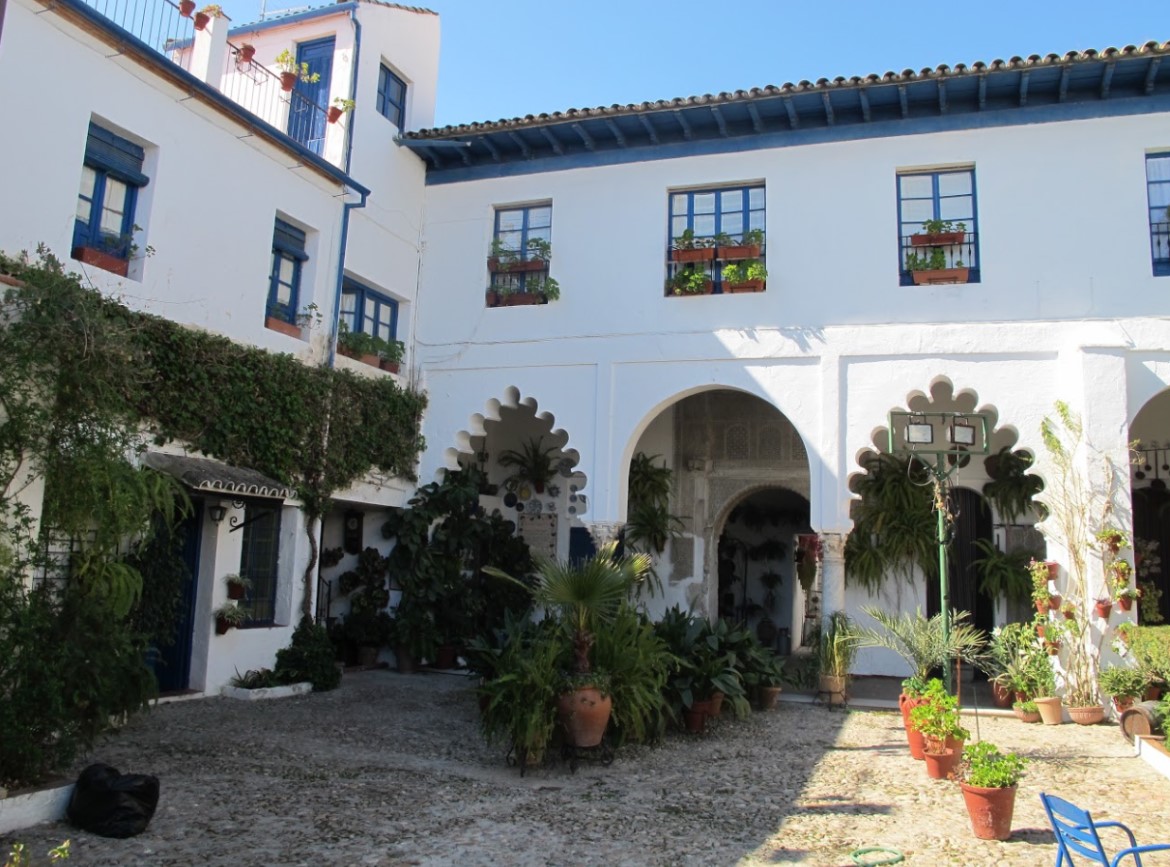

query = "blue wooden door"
154;508;202;693
288;37;334;155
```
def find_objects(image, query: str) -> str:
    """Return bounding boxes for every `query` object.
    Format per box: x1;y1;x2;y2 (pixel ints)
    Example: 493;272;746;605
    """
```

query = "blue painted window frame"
490;203;552;293
376;64;407;129
1146;154;1170;277
341;278;399;343
239;501;281;626
268;219;307;323
667;184;766;294
896;168;980;286
73;123;148;260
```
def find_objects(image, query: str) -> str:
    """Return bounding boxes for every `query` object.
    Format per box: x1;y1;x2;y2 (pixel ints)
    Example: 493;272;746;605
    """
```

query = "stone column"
820;531;848;620
191;10;229;90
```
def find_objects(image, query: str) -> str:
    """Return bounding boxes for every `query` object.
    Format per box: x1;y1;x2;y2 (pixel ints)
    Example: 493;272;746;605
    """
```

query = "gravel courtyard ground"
6;670;1170;866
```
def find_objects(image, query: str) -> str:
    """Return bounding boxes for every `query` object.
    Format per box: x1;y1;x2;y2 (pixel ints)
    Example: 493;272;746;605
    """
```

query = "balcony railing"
220;44;331;156
77;0;194;71
899;231;980;286
69;0;331;157
1151;222;1170;276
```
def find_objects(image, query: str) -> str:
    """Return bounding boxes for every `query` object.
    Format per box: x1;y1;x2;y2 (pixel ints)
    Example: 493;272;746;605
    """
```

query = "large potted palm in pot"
487;541;650;749
816;611;859;705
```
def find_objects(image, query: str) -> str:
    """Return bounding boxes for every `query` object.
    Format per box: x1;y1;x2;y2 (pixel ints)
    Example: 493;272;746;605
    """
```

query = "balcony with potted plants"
336;322;405;373
665;229;767;297
900;219;978;286
485;238;559;307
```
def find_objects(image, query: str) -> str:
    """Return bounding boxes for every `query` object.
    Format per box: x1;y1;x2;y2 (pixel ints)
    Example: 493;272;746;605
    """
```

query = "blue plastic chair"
1040;792;1170;866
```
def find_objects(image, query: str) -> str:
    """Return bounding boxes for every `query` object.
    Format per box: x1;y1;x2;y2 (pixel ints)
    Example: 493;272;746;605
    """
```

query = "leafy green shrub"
591;603;673;746
1128;626;1170;687
959;741;1027;788
275;616;341;691
478;625;566;764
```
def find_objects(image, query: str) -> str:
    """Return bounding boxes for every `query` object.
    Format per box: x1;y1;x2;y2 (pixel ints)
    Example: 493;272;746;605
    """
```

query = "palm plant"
856;606;986;682
486;541;650;674
496;437;559;491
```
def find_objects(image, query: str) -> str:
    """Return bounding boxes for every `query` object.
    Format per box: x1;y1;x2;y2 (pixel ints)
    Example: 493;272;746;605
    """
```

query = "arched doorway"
622;388;812;620
937;488;995;633
1130;388;1170;624
717;487;812;657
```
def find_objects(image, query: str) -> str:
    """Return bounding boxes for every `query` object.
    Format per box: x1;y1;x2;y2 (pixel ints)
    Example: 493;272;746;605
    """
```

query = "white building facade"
2;0;1168;685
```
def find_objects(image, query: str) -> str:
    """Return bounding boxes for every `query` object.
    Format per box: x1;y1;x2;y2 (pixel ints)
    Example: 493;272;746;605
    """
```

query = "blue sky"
226;0;1168;128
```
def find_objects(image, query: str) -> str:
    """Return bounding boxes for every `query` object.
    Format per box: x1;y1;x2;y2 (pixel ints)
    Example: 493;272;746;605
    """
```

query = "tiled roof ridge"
349;0;437;16
410;40;1170;138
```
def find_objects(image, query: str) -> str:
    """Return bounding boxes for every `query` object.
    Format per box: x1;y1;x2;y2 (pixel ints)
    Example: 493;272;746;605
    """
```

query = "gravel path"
5;671;1169;866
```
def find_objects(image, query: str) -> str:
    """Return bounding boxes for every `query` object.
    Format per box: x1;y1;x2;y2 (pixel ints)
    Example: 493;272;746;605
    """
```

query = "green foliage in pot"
844;454;937;590
478;625;566;766
973;539;1037;604
919;218;966;237
590;603;674;746
497;437;559;491
671;228;713;251
959;741;1027;788
486;541;650;675
720;259;768;284
987;622;1050;698
1127;625;1170;689
214;603;247;627
275;49;321;82
1097;664;1148;700
623;452;684;598
1013;699;1038;714
275;616;341;691
337;323;405;364
817;610;860;679
667;266;711;295
908;678;969;751
856;606;986;682
230;667;279;689
982;447;1043;522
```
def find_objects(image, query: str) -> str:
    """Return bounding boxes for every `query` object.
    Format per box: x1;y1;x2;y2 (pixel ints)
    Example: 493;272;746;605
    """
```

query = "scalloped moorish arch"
846;376;1046;625
443;389;589;559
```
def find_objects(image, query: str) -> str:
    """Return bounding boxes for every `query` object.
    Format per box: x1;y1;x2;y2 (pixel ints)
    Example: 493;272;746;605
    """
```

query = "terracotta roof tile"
411;40;1170;138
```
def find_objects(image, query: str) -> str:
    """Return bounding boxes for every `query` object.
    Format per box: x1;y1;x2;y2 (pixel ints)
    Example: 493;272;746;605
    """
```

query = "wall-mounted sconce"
208;504;227;524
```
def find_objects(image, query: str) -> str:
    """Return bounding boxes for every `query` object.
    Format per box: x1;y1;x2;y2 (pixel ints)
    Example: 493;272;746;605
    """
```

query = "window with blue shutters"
897;169;980;286
340;279;399;343
1146;154;1170;276
376;64;407;129
268;218;308;324
72;123;148;276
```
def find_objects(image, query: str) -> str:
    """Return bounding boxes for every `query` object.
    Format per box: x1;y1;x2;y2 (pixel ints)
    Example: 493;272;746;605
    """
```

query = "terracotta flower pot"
215;616;231;635
1112;696;1135;715
1118;596;1134;612
238;44;256;63
906;725;926;760
327;106;343;124
1095;600;1113;619
557;686;612;748
991;681;1013;709
1048;594;1062;611
757;685;782;710
1013;707;1041;723
1034;696;1063;725
227;583;245;600
707;691;725;718
193;12;209;30
683;707;706;733
961;783;1018;840
179;0;195;16
819;674;846;705
281;71;297;92
1035;599;1049;614
1067;705;1105;726
924;748;956;780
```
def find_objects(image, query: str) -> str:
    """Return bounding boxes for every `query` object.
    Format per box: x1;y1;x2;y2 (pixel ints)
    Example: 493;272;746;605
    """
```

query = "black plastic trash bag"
67;763;160;838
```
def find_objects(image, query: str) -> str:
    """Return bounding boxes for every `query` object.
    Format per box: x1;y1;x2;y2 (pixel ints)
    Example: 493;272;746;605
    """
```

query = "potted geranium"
720;259;767;293
957;741;1027;840
715;227;764;260
908;679;969;779
910;218;967;247
667;266;712;296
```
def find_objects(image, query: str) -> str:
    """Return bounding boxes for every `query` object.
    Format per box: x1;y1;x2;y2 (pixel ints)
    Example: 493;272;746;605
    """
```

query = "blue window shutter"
273;219;308;260
85;123;148;186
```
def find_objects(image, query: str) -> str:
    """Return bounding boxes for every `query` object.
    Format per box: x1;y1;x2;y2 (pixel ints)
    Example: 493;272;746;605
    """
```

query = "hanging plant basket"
238;43;256;64
193;11;210;30
327;106;343;124
1118;596;1134;612
280;71;298;92
1095;600;1113;619
179;0;195;16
